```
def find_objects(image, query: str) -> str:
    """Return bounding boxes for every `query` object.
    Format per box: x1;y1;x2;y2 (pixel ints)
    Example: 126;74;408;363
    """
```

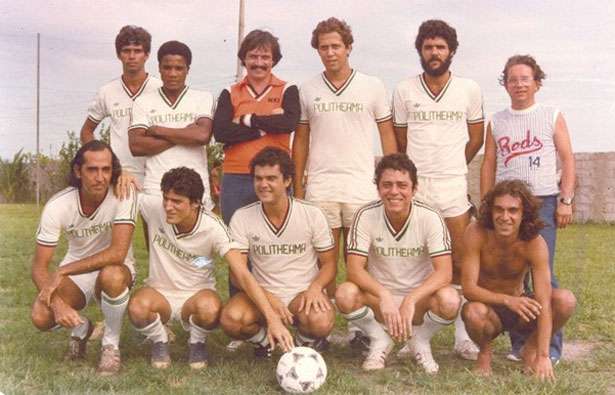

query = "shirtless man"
461;180;576;380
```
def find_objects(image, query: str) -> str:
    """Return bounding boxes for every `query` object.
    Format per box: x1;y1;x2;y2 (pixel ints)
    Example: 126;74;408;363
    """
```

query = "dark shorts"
492;294;537;335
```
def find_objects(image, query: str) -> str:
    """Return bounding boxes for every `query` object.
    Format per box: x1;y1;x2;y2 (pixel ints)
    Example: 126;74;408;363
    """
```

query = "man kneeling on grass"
461;179;576;380
31;140;137;376
336;153;460;373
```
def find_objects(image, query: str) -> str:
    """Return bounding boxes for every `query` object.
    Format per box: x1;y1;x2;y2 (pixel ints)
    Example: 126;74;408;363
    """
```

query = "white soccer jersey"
491;104;560;196
347;200;451;294
36;186;137;270
129;86;214;209
230;198;335;299
393;74;484;178
87;75;162;177
299;70;392;203
139;194;234;293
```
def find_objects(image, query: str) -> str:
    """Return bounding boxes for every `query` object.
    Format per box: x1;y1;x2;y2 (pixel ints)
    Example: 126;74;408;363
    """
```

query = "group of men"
31;18;576;382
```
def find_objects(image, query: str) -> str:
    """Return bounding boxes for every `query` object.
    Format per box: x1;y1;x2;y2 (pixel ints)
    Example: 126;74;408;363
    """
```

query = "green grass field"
1;204;614;394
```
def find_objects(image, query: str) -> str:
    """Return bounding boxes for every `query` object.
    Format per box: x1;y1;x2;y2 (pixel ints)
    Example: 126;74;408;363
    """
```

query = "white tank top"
491;103;559;196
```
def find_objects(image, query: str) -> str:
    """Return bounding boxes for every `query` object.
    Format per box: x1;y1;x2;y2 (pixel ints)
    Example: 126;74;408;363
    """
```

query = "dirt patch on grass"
564;340;599;362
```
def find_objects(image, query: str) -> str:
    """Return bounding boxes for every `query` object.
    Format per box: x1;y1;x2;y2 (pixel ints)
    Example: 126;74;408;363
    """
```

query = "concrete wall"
467;152;615;223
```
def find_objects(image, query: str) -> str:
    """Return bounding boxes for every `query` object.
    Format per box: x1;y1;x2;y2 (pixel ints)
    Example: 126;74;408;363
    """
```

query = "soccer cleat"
96;345;121;376
405;337;439;374
453;339;480;361
226;339;244;352
253;345;272;359
151;342;171;369
188;342;209;370
506;351;522;362
65;319;94;360
362;338;394;371
349;331;371;351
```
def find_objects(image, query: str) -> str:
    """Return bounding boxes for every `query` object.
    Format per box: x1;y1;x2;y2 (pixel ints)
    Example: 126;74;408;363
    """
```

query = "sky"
1;0;614;159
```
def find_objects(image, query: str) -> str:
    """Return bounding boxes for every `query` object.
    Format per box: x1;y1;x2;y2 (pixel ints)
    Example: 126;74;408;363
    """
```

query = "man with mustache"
213;29;299;351
480;55;575;364
392;19;484;370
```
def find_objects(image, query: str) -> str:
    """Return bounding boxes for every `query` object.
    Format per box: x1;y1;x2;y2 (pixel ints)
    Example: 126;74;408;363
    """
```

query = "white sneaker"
405;337;439;374
454;339;479;361
362;337;394;371
226;339;244;352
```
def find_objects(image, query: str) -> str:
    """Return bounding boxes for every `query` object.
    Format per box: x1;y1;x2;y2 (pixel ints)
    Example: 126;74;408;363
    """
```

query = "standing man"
480;55;575;363
213;31;299;342
336;153;459;373
128;40;214;210
461;180;576;380
392;19;484;360
31;141;137;376
220;147;337;357
293;17;398;284
80;25;161;185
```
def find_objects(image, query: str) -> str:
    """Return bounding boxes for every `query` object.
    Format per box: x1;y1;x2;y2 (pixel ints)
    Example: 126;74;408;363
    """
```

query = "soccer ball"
276;346;327;393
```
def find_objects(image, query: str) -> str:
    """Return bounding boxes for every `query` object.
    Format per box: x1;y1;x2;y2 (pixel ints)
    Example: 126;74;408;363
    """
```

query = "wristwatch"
559;195;574;205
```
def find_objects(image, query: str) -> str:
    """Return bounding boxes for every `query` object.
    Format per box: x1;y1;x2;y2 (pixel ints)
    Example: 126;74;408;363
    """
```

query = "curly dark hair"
158;40;192;67
238;29;282;67
160;167;204;203
479;180;544;241
311;17;354;49
374;153;418;190
69;140;121;188
250;147;294;181
415;19;458;54
499;54;546;86
115;25;152;56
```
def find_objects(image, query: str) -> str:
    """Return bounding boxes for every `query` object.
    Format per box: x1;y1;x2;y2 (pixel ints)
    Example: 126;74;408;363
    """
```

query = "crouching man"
31;140;137;376
220;147;337;357
461;180;576;380
336;153;460;373
127;167;231;369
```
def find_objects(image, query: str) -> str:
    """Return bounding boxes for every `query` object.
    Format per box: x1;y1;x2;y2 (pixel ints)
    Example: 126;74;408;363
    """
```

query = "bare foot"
473;347;493;377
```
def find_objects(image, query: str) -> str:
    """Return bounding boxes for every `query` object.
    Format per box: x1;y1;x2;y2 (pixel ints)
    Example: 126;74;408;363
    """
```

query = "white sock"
100;289;129;348
414;310;453;344
188;315;211;344
70;316;90;339
296;331;318;347
246;327;269;348
136;313;168;344
343;306;390;345
454;295;472;344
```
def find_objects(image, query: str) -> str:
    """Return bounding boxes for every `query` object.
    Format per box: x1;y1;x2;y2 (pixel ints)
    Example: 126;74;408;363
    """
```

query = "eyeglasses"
506;77;534;86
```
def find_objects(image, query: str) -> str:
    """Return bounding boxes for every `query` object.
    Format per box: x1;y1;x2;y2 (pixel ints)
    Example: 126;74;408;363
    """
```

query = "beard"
420;54;453;77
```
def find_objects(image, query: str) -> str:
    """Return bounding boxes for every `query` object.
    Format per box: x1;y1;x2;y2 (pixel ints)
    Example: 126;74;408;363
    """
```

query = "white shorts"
156;287;213;330
68;264;136;306
314;201;364;229
414;175;471;218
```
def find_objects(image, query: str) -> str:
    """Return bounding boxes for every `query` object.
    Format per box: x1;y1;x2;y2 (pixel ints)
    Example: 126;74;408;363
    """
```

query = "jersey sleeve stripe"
347;249;368;257
87;115;102;124
113;219;136;225
429;249;452;257
195;114;213;121
467;118;484;124
128;123;149;131
315;244;335;252
298;119;309;125
393;122;407;128
375;114;393;123
36;239;58;247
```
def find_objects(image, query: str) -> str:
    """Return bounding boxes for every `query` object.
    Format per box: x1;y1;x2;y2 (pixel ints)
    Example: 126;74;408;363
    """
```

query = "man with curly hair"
461;180;576;381
480;55;576;363
393;19;484;367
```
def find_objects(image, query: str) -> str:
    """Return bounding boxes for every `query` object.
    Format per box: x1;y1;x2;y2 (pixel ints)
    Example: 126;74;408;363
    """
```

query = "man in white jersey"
392;19;484;360
480;55;575;364
128;40;214;210
336;153;460;373
31;141;137;376
80;25;161;185
128;167;231;369
221;147;337;357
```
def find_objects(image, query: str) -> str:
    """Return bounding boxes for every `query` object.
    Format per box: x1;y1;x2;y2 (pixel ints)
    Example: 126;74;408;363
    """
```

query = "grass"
1;204;614;394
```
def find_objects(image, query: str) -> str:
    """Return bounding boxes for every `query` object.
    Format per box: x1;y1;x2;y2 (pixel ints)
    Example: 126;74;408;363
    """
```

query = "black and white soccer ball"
276;346;327;393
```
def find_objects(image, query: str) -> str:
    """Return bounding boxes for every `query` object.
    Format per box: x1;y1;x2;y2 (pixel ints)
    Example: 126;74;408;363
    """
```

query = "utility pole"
36;33;41;207
235;0;245;82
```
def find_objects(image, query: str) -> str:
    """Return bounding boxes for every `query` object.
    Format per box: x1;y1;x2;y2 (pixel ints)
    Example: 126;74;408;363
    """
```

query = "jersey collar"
158;86;189;109
260;196;293;237
121;73;151;100
419;72;453;103
321;69;356;96
173;207;203;239
383;201;412;241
